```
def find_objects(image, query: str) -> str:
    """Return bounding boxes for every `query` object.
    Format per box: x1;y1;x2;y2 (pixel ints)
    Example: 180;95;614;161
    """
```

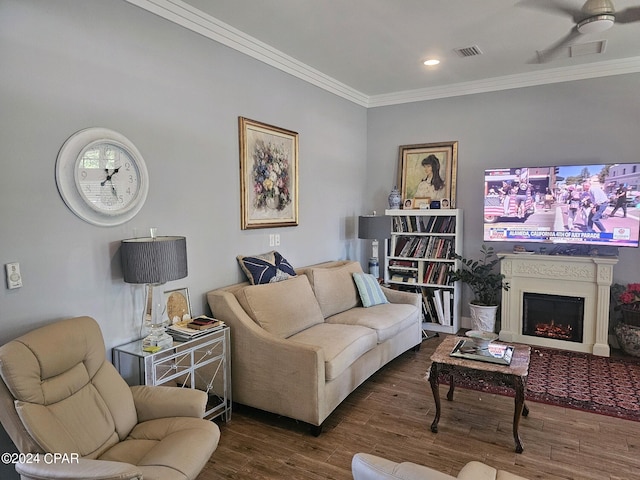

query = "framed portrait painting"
397;141;458;208
239;117;299;229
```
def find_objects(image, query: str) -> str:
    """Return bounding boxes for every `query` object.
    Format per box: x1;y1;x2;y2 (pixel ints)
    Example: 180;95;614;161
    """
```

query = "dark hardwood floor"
198;334;640;479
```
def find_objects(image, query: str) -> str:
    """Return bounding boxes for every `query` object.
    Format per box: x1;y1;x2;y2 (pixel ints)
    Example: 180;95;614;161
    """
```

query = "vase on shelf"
388;186;401;209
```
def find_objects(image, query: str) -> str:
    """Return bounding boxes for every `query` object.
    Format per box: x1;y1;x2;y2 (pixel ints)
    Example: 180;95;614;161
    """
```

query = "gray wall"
367;75;640;309
0;0;367;350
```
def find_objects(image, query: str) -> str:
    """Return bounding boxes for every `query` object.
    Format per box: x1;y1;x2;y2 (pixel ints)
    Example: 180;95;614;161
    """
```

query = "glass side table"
113;326;231;422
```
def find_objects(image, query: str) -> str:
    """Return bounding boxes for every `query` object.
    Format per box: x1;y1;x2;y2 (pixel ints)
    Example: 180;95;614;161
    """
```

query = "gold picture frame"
398;141;458;208
412;197;431;209
239;117;299;229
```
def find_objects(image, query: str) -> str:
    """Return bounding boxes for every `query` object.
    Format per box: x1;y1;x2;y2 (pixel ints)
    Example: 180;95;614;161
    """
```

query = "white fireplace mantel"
498;253;618;357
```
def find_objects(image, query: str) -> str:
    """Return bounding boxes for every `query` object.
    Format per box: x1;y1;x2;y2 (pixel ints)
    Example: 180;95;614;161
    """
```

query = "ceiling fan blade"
517;0;584;23
615;6;640;23
529;26;582;63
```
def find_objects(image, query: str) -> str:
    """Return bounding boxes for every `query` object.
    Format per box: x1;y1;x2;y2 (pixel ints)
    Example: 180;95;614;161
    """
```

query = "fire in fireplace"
522;293;584;343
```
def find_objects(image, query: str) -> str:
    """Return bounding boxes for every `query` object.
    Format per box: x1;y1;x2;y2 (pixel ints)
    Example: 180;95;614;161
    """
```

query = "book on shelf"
421;289;438;323
393;236;409;256
390;273;417;283
442;290;452;326
413;237;428;258
432;289;445;325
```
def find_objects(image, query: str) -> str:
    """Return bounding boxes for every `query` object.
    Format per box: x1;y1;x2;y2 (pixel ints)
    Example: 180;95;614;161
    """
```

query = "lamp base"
368;257;380;278
142;325;173;350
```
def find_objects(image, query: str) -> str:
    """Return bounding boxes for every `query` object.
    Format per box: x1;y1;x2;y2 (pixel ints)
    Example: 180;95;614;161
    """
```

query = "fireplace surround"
498;253;618;357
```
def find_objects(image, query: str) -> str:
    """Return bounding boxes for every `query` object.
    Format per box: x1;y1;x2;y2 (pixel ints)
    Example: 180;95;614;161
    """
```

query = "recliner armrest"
131;385;207;421
16;457;142;480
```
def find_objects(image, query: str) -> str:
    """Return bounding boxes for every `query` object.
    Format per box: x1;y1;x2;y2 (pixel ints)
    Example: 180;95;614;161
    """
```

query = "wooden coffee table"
427;335;531;453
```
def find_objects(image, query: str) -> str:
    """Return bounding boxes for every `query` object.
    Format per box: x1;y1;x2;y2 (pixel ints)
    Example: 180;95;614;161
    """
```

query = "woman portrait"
414;155;445;200
397;141;458;208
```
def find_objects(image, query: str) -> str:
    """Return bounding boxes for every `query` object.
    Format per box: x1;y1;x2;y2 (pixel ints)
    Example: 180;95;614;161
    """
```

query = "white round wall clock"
55;128;149;226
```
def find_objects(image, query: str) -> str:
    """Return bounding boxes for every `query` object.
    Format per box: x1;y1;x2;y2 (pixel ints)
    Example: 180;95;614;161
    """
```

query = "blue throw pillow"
237;251;296;285
353;272;389;307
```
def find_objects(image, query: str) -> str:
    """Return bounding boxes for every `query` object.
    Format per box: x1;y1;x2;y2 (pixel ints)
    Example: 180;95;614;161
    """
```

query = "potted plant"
448;244;509;332
612;283;640;357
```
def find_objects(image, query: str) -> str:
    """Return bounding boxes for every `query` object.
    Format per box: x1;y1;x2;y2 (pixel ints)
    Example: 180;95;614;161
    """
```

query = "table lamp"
121;234;188;349
358;213;390;278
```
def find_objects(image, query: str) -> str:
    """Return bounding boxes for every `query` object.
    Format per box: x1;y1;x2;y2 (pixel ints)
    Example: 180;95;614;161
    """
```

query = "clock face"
75;141;142;215
56;128;149;226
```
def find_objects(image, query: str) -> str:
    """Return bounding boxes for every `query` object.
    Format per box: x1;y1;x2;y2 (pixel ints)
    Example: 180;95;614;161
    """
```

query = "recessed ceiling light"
423;59;440;66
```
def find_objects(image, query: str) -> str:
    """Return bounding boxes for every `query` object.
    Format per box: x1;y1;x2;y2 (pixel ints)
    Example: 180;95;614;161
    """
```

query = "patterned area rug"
439;346;640;422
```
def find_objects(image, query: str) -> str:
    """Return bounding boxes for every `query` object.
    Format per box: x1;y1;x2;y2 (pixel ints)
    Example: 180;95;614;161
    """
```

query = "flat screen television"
483;164;640;249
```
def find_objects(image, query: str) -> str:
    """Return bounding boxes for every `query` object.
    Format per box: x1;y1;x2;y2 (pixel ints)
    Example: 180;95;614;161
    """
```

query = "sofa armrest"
16;458;142;480
381;286;421;310
131;385;207;421
207;289;325;424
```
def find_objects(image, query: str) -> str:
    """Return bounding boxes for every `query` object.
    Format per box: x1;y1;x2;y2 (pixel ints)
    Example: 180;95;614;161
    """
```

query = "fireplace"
498;253;618;356
522;293;584;343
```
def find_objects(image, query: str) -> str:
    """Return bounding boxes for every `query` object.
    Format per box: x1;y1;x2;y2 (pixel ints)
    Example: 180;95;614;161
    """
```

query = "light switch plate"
6;262;22;289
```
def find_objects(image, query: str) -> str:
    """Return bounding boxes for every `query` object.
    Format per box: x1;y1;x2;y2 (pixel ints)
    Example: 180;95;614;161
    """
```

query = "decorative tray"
450;339;514;365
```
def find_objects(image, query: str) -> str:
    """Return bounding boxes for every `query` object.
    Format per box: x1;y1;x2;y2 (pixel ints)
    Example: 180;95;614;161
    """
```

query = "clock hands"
100;167;121;197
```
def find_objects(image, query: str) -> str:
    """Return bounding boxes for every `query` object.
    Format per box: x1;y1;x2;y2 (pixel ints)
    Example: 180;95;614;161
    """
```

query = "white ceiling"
127;0;640;106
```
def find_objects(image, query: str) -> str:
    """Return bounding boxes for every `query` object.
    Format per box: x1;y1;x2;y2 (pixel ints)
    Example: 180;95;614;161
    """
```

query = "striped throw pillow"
352;272;389;307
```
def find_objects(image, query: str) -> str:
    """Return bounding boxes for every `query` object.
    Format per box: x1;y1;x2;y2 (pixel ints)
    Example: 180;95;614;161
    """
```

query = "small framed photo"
164;288;191;324
403;198;413;209
440;198;451;209
412;197;431;209
430;200;441;209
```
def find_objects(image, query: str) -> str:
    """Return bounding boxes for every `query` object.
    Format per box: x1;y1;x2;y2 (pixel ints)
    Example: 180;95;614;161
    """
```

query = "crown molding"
124;0;369;106
126;0;640;109
367;56;640;107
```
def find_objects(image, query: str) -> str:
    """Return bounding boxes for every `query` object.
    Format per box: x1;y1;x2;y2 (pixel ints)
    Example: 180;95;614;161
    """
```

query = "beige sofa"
206;260;422;433
352;453;529;480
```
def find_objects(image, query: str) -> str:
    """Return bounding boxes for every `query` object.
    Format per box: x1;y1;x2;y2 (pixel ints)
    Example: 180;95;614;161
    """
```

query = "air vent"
454;45;483;57
570;40;606;57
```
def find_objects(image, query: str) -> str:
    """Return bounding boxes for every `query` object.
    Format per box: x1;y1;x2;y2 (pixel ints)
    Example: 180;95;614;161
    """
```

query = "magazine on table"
450;339;514;365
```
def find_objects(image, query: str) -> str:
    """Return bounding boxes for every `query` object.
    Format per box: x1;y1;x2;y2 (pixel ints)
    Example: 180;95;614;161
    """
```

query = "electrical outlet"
6;262;22;289
269;234;275;247
275;234;281;246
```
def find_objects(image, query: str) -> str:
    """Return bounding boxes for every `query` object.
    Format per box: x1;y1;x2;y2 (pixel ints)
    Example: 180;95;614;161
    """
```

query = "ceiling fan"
520;0;640;62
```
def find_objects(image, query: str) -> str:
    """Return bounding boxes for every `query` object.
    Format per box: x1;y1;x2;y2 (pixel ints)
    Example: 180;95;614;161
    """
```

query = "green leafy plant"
448;244;509;306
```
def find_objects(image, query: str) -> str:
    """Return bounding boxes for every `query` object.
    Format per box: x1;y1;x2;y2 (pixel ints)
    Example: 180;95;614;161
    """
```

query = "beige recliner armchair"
0;316;220;480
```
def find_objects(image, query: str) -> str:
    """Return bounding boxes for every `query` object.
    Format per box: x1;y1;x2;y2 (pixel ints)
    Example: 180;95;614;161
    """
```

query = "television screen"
483;164;640;249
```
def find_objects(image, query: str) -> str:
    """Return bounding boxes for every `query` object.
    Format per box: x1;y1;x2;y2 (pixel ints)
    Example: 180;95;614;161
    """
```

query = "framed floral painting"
397;141;458;208
239;117;299;229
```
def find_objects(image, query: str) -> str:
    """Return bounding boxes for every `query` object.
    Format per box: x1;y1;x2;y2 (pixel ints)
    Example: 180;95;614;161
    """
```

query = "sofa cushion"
326;303;418;343
237;250;296;285
235;275;324;338
353;272;389;307
305;261;363;318
288;323;378;381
